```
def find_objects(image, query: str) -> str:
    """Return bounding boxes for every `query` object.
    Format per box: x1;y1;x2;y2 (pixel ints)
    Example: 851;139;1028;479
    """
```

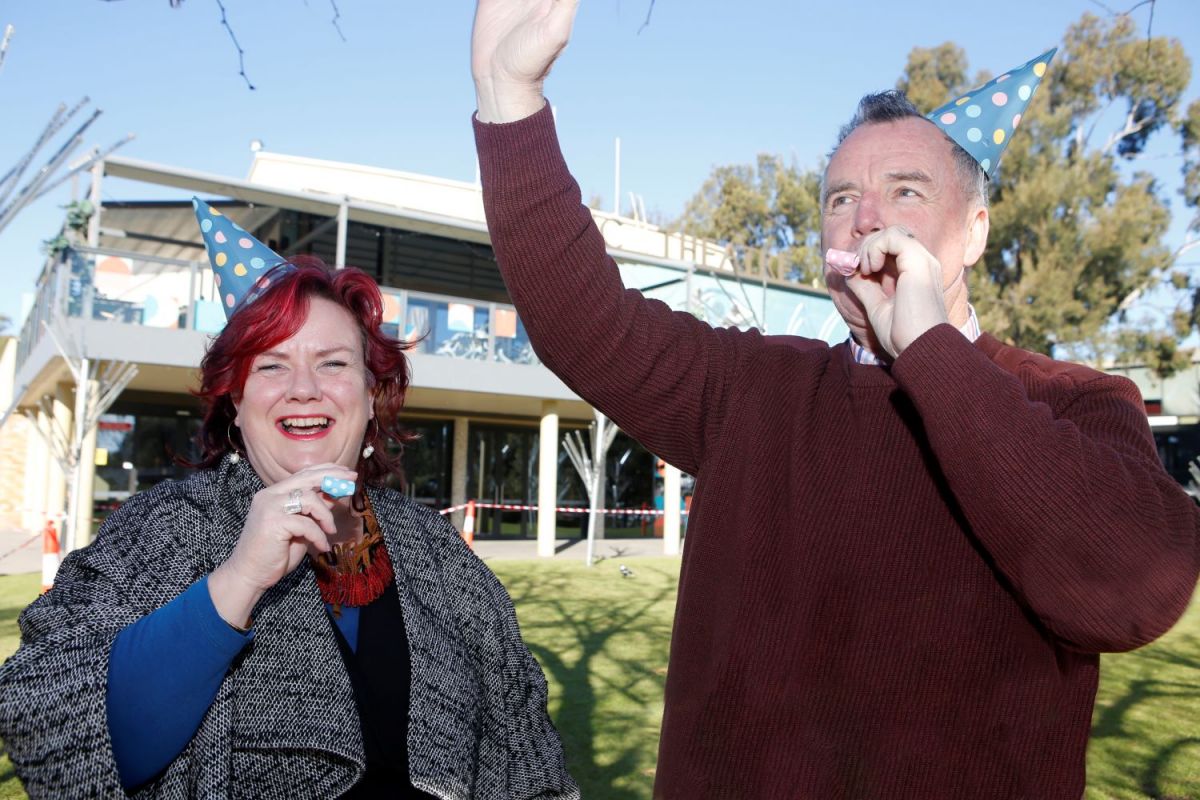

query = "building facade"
1105;359;1200;499
0;150;850;556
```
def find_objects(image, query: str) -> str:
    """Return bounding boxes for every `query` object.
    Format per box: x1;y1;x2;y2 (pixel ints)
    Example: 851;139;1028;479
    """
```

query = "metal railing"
16;245;539;372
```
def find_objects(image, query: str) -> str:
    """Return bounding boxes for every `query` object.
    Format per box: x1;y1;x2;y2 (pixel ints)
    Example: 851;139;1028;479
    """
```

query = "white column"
335;198;349;268
663;463;682;556
537;401;559;558
450;417;469;531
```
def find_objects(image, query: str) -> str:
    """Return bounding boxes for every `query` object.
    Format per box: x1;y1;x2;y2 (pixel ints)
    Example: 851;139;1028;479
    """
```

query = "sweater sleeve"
474;103;763;476
892;324;1200;653
107;575;252;789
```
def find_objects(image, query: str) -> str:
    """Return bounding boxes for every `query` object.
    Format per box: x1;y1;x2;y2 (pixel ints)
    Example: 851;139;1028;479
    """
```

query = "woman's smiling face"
234;295;373;486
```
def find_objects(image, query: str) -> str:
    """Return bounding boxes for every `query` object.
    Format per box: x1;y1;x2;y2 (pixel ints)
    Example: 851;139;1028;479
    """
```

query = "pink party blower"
824;248;860;277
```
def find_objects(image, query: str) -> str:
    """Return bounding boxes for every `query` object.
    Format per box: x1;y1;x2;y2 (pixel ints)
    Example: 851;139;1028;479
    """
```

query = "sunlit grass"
1;566;1196;799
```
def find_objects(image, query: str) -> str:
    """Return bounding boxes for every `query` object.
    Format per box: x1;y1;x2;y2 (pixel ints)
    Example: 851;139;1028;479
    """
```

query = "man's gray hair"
832;90;988;208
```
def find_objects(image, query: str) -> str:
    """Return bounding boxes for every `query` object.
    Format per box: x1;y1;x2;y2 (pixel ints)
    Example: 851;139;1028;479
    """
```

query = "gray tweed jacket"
0;456;579;800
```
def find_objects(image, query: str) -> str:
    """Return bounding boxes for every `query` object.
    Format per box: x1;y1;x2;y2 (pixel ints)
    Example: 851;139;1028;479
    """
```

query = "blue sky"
1;0;1198;329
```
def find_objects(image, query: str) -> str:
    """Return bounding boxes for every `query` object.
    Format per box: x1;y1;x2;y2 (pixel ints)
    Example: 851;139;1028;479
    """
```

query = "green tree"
676;11;1197;375
676;154;825;285
896;42;990;114
952;12;1192;372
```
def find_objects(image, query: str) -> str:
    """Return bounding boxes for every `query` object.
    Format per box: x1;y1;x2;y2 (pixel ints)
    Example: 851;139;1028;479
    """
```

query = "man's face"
820;117;987;347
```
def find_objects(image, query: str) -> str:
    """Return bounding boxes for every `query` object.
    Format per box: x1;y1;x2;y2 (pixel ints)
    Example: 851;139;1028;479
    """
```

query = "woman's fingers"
280;513;332;554
294;487;338;536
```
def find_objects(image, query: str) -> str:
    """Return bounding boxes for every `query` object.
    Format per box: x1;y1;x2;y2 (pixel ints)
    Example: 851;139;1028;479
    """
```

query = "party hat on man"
192;197;293;318
926;48;1056;179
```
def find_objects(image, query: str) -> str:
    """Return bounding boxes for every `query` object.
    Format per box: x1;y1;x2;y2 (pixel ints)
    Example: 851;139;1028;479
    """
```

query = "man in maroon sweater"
471;2;1200;797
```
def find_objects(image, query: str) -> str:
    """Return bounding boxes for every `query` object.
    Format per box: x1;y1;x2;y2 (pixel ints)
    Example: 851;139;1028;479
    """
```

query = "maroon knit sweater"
474;104;1199;799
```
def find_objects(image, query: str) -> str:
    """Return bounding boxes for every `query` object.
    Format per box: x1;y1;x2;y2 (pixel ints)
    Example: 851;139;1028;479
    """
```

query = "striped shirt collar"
848;305;982;366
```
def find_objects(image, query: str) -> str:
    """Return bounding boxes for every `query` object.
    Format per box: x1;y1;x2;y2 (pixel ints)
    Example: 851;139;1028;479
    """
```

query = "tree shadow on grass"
0;605;27;636
1092;634;1200;742
0;744;21;797
1091;678;1199;739
1139;736;1200;799
1130;635;1200;672
503;566;676;799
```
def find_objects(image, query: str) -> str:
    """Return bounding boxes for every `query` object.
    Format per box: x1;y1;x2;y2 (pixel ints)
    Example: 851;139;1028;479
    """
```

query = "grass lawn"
0;572;38;800
0;564;1197;799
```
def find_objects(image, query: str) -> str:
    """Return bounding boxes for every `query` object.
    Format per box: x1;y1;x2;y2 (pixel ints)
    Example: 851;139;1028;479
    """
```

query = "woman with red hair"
0;202;577;800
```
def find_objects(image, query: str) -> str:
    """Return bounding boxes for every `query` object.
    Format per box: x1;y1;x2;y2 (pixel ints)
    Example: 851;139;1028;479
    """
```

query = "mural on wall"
618;262;849;344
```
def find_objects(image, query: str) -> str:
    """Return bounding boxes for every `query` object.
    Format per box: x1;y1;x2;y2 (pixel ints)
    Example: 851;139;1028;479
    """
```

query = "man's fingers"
859;226;928;276
846;271;888;311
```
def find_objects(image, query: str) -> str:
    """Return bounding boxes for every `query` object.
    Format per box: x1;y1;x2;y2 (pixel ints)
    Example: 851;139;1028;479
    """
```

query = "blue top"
106;575;359;789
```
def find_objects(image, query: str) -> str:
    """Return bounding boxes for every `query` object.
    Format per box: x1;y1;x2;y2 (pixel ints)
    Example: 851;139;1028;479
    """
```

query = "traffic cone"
41;520;60;594
462;500;476;550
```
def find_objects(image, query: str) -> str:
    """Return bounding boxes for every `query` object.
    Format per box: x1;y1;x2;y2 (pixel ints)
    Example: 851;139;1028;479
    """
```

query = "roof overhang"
103;155;492;247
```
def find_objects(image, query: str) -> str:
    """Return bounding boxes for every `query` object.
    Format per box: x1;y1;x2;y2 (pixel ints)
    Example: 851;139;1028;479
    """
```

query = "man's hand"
472;0;580;123
845;226;950;359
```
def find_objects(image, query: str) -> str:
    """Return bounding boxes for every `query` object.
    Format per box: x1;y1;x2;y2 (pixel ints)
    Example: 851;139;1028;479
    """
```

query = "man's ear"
964;205;989;268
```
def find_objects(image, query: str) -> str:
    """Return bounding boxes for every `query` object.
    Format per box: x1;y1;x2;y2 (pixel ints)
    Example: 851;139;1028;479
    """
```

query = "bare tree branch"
1086;0;1157;54
0;24;13;77
1103;106;1157;154
214;0;255;90
330;0;346;42
637;0;656;34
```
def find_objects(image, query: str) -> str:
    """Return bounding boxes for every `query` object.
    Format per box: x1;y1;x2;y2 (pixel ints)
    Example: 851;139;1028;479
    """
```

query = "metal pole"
335;198;348;268
185;259;198;329
87;160;102;247
613;138;621;217
67;358;90;553
585;415;604;567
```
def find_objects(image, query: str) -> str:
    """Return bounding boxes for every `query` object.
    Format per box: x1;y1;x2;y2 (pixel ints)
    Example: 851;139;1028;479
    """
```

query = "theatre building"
0;150;849;555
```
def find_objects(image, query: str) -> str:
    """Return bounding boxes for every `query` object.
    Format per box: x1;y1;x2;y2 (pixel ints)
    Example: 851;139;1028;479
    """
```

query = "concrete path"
0;527;42;575
0;528;677;575
471;537;678;561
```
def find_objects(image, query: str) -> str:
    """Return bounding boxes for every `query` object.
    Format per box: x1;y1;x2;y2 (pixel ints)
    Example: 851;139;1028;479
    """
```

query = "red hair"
190;256;417;491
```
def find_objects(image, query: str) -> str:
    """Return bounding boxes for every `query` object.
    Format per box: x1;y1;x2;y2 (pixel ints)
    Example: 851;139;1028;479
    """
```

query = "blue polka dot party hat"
192;197;294;318
926;48;1056;180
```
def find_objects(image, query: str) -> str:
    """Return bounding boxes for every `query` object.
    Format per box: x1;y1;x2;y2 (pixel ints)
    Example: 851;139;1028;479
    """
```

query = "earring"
226;420;242;464
362;418;378;459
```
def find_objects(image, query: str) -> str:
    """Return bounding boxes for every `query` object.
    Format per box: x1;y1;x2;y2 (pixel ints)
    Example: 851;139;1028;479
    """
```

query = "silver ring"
283;488;303;515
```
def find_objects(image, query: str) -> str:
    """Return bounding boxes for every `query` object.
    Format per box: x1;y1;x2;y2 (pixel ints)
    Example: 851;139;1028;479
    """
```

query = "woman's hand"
472;0;579;123
208;463;356;630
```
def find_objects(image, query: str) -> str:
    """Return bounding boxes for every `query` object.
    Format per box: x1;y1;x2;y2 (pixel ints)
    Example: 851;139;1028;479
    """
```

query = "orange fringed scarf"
311;495;394;616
